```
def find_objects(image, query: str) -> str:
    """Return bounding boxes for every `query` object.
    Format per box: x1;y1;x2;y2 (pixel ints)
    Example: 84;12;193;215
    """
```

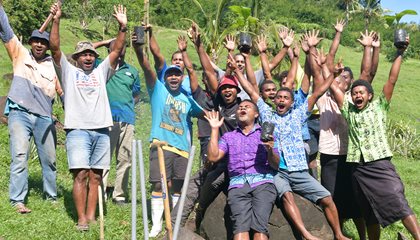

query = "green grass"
0;19;419;239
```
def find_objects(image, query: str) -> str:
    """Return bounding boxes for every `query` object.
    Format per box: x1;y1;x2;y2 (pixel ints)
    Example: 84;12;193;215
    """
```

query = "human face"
234;55;245;73
236;101;258;126
273;90;293;115
261;83;277;101
351;85;372;110
340;71;353;91
171;53;185;70
30;38;49;61
280;77;296;90
219;85;238;105
165;70;183;92
76;51;96;71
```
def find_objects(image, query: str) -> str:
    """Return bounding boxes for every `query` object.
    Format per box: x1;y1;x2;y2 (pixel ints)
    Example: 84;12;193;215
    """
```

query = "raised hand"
189;22;201;46
300;36;310;54
224;34;236;52
282;29;295;47
357;30;374;47
256;34;268;53
278;27;289;40
113;4;127;27
312;48;327;66
372;32;381;48
227;53;239;71
333;57;344;74
334;19;346;33
50;2;62;20
397;35;410;52
177;35;187;51
204;110;224;129
305;29;322;48
141;22;152;32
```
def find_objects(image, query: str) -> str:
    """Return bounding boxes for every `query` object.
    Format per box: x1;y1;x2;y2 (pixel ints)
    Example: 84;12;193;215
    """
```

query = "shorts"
274;170;330;204
65;128;110;170
320;153;361;219
352;158;414;227
228;183;277;235
149;147;188;183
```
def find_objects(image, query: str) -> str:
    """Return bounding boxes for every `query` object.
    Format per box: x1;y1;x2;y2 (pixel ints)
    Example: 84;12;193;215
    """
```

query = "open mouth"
355;98;363;107
277;103;286;112
223;92;233;100
83;62;93;69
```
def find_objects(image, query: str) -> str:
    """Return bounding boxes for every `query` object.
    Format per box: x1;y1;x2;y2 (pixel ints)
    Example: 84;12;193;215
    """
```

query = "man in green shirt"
330;36;420;240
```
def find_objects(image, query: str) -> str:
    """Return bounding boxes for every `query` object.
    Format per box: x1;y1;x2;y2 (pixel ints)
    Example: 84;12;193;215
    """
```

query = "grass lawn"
0;20;419;239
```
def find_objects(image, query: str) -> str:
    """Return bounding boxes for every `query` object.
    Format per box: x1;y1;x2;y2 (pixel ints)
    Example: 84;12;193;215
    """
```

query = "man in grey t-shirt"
49;3;128;231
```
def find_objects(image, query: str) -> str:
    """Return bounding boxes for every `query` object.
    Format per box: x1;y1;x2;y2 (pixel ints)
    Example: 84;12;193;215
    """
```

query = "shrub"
387;120;420;159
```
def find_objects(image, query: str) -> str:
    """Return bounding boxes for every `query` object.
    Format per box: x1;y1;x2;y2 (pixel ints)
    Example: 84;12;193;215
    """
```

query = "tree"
353;0;383;30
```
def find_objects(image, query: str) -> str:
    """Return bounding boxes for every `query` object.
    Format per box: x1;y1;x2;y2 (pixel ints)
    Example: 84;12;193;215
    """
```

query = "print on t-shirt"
161;94;187;135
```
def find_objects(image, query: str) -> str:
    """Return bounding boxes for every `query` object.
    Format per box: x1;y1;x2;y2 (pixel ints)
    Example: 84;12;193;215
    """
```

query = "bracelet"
119;26;127;32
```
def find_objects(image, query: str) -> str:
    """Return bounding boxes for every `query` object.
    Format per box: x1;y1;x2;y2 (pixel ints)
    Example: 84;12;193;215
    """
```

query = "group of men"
1;2;420;240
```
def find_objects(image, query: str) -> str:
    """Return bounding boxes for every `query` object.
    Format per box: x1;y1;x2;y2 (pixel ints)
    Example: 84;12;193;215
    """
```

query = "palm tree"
341;0;357;23
354;0;383;30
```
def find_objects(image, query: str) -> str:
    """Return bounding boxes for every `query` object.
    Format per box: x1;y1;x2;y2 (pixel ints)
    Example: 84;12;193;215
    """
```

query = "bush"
387;120;420;159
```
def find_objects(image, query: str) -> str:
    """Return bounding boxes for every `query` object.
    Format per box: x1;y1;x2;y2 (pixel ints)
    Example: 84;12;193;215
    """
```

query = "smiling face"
340;70;353;91
351;85;372;110
236;100;259;126
273;89;294;115
165;69;183;92
171;52;185;70
75;50;97;71
260;82;277;101
29;38;49;61
234;54;245;73
219;84;238;105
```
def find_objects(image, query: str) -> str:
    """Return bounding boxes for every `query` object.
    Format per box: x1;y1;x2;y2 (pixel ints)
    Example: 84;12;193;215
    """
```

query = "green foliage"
2;0;53;41
226;5;259;33
387;120;420;159
384;9;418;28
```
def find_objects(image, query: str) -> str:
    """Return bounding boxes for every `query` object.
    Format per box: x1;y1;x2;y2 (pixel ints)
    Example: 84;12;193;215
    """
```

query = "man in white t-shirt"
49;3;128;231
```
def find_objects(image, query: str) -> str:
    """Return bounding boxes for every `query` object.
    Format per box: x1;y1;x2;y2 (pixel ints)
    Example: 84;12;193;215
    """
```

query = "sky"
380;0;420;24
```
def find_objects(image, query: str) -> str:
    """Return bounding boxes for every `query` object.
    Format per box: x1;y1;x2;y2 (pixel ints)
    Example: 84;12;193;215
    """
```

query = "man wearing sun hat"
48;2;128;230
1;3;63;214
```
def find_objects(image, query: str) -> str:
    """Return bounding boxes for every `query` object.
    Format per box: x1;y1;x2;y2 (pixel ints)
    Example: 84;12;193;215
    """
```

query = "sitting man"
206;100;277;240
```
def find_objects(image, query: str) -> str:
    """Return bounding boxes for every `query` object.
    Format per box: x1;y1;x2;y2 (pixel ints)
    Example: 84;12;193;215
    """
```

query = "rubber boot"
172;193;180;209
150;194;164;237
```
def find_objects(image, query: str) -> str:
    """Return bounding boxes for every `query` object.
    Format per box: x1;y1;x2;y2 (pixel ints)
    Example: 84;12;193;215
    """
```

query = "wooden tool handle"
39;14;53;33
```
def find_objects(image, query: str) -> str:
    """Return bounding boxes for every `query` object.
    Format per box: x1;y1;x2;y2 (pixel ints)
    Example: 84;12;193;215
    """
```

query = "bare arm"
306;29;323;93
262;141;280;170
371;32;380;81
145;24;165;71
132;36;157;89
108;5;127;70
358;30;374;82
326;19;345;73
284;45;300;90
256;35;272;80
243;52;258;92
190;23;218;94
383;40;409;102
308;51;334;111
49;2;62;65
228;53;260;103
268;27;294;70
205;111;226;162
92;38;115;49
178;35;197;93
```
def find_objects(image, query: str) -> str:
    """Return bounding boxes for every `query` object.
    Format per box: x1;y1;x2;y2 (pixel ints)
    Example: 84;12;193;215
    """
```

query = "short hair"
171;50;183;60
343;66;354;80
351;79;374;100
259;80;276;92
279;71;289;81
240;99;259;115
276;87;294;101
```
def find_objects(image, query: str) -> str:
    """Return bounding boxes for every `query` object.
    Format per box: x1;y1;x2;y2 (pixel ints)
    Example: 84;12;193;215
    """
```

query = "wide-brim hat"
28;30;50;44
71;41;99;60
217;75;241;93
164;65;183;78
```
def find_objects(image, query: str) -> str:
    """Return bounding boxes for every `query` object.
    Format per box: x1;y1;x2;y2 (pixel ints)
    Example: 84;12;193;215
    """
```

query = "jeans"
8;109;57;205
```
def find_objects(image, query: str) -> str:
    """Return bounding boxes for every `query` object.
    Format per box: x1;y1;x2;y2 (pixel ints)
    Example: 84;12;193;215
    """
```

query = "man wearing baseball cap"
133;33;205;235
0;3;63;214
49;3;128;231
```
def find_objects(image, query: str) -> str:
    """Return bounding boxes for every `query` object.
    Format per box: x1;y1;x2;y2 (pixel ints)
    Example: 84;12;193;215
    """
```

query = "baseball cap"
164;65;183;78
28;30;50;44
71;41;99;60
217;75;241;93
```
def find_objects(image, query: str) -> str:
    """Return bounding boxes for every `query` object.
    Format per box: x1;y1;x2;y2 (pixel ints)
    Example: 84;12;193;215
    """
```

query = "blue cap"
164;65;183;78
28;30;50;44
